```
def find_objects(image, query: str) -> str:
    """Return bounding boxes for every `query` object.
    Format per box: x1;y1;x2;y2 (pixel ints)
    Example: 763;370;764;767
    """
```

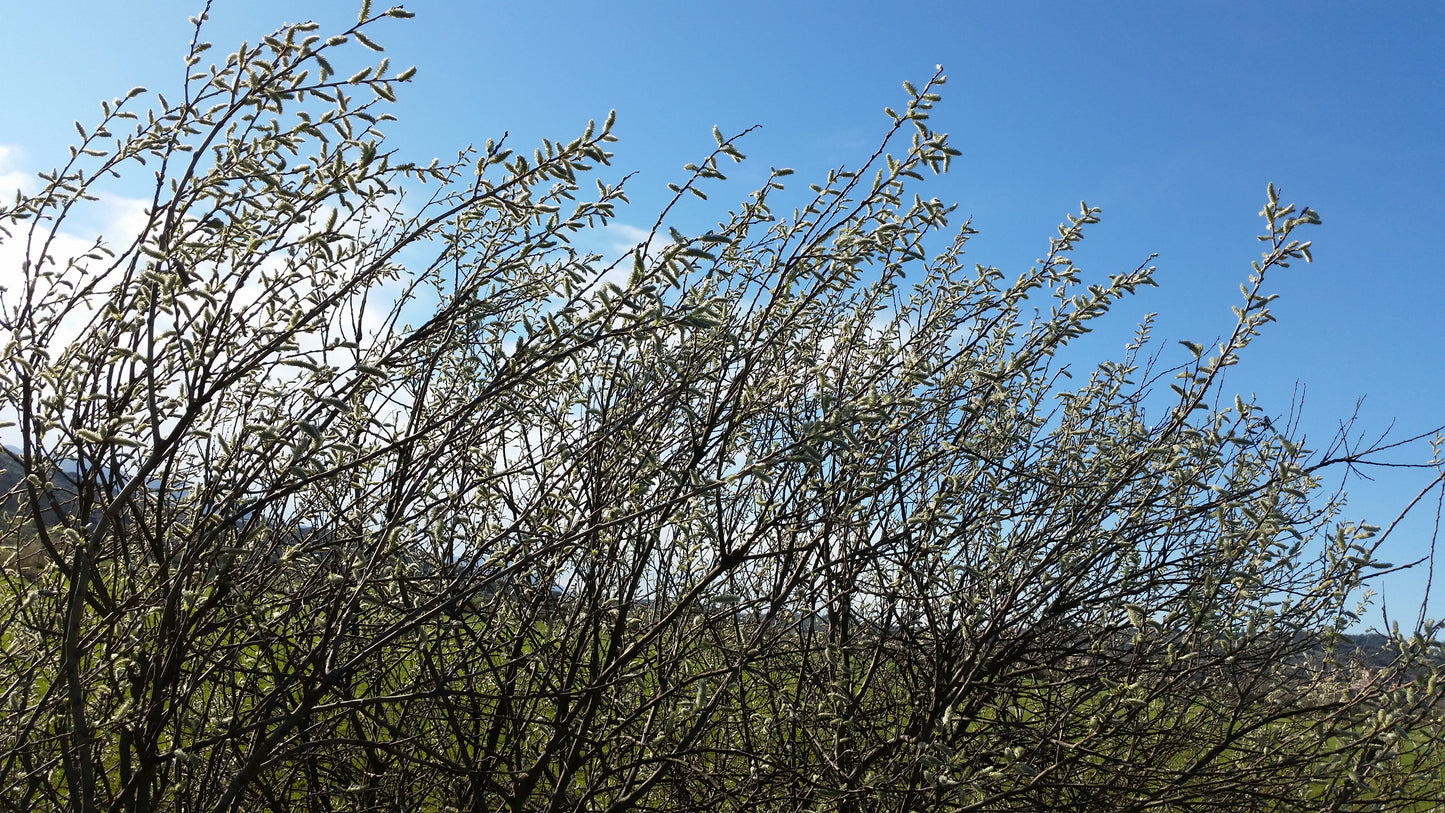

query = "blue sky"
1;1;1441;628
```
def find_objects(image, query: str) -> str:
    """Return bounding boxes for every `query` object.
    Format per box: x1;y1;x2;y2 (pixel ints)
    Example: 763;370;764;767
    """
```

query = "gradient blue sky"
2;2;1441;629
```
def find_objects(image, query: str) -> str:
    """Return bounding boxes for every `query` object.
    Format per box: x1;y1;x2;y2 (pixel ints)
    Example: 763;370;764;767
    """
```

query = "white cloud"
571;221;670;267
0;144;34;201
0;144;151;319
94;193;151;245
598;222;651;255
0;146;155;448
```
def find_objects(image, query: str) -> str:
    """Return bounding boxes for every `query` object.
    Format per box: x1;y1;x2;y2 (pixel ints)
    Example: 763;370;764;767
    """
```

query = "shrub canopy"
0;7;1441;812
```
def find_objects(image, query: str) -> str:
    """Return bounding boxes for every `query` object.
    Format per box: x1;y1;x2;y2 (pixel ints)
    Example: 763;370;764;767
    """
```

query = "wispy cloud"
597;222;651;256
0;144;34;201
0;147;424;451
0;146;157;447
0;144;149;303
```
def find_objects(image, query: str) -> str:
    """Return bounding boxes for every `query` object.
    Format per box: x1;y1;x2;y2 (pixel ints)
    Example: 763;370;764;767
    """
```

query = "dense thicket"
1;6;1442;812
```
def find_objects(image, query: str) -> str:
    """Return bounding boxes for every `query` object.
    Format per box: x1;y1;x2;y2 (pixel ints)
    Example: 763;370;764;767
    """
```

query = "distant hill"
0;447;94;575
0;447;30;513
0;445;88;517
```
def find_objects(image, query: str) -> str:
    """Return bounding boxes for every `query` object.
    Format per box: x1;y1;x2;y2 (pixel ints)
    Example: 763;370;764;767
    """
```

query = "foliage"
0;6;1442;812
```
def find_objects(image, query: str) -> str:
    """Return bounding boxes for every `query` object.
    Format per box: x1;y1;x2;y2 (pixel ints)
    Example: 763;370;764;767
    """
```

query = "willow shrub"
0;5;1442;812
